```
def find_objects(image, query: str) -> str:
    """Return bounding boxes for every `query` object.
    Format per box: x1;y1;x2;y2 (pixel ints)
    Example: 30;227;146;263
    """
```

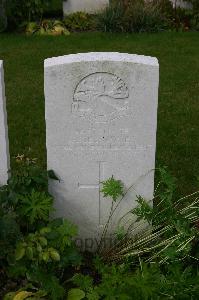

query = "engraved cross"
78;161;106;225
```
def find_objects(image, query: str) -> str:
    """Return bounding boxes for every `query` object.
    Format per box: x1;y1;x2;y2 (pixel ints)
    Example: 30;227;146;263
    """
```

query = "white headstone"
45;52;159;250
0;60;10;186
63;0;109;15
170;0;192;9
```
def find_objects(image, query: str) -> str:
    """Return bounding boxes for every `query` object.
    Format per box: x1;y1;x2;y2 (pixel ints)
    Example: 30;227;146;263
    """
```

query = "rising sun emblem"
72;72;129;123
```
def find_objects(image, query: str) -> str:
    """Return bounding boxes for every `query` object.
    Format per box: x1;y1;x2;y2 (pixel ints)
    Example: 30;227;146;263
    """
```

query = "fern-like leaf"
17;190;53;224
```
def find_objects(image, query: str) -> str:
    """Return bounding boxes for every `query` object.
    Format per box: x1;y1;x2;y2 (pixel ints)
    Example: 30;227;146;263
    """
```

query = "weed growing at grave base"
0;156;81;299
69;260;199;299
98;168;199;265
67;170;199;299
2;159;199;299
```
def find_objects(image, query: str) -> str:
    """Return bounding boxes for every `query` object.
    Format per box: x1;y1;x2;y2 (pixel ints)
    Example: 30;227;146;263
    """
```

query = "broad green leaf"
38;236;47;246
3;292;15;300
67;289;85;300
41;251;49;262
26;247;33;260
49;248;60;261
13;291;33;300
15;245;25;261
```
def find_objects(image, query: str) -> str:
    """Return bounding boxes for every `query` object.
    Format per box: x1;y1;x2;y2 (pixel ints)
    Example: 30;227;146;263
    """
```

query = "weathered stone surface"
63;0;109;15
44;52;159;250
0;61;10;185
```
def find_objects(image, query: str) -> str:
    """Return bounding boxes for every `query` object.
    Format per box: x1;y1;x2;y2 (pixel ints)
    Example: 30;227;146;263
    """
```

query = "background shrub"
97;0;169;33
5;0;52;30
64;12;95;32
123;0;168;33
153;0;173;15
97;1;125;32
0;0;7;32
43;0;63;19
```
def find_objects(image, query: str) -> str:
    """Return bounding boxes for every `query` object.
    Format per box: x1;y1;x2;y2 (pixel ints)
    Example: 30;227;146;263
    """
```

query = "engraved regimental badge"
72;72;129;123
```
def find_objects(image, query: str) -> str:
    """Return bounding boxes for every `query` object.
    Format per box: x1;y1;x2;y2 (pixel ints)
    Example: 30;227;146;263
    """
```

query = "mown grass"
0;32;198;194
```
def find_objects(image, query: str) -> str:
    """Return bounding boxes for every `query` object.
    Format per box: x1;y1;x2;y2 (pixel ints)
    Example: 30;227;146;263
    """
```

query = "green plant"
0;155;56;229
97;168;199;266
189;0;199;12
0;157;81;299
152;0;174;18
124;0;168;33
7;219;80;298
190;12;199;30
0;156;53;263
97;0;169;33
97;1;125;32
17;190;53;225
70;258;199;299
101;176;124;202
24;20;70;36
0;213;21;264
67;288;85;300
2;158;199;299
5;0;52;29
64;12;95;32
14;228;60;263
3;287;48;300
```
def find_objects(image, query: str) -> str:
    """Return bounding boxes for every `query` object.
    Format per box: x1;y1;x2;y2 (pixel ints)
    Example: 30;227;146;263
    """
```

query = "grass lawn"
0;32;198;194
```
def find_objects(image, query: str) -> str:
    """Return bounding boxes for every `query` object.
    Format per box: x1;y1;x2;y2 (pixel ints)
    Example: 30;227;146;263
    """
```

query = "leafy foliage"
101;176;124;202
100;167;199;266
97;0;169;33
98;0;199;33
24;20;70;36
17;190;53;224
0;214;21;263
5;0;52;29
2;158;199;299
123;0;168;33
0;156;81;299
3;288;47;300
97;2;125;32
71;259;199;299
27;267;65;300
14;228;60;263
67;288;85;300
64;12;95;32
48;218;78;252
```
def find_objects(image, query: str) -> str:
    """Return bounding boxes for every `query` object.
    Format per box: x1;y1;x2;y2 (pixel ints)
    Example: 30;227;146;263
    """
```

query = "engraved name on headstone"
44;52;159;250
0;60;10;186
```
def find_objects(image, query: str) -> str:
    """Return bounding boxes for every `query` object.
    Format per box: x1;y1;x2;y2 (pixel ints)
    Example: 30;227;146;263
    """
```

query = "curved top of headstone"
44;52;159;68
